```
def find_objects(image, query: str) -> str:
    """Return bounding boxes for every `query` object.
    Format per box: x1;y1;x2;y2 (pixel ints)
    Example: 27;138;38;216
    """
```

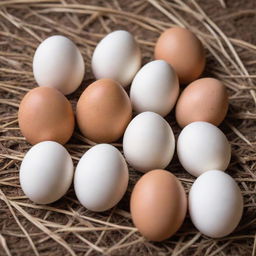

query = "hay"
0;0;255;255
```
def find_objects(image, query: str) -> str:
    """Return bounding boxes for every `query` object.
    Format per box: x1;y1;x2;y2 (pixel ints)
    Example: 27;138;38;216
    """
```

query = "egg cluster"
18;28;243;242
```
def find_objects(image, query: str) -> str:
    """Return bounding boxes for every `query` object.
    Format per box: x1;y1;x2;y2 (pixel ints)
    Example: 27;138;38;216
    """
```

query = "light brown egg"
76;78;132;143
175;77;228;128
154;27;205;84
130;169;187;241
18;87;74;145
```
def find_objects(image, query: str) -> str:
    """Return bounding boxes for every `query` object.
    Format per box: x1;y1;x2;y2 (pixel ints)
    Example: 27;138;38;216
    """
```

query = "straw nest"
0;0;255;255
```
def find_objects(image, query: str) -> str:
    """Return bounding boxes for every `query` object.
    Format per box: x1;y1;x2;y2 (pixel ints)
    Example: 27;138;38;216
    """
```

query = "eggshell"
154;27;205;84
130;170;187;241
189;170;243;238
74;144;129;212
76;79;132;143
18;87;74;145
92;30;141;87
177;121;231;177
33;35;85;95
19;141;73;204
123;112;175;172
130;60;179;117
176;78;228;127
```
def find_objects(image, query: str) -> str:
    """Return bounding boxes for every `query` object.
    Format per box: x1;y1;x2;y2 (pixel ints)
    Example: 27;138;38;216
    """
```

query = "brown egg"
18;87;74;145
154;27;205;84
175;77;228;128
76;78;132;143
130;170;187;241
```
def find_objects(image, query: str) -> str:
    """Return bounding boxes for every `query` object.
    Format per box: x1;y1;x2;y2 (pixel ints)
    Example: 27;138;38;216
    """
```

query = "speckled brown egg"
175;77;228;128
76;78;132;143
18;87;75;145
130;169;187;241
154;27;205;84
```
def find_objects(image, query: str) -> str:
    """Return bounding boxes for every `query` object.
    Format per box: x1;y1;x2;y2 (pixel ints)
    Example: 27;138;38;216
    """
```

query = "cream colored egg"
177;121;231;177
92;30;141;87
33;35;85;95
19;141;73;204
74;144;129;212
189;170;243;238
130;60;179;116
123;112;175;172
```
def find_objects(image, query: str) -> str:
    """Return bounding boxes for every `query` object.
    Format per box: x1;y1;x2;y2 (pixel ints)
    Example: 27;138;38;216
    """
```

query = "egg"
177;121;231;177
130;169;187;241
74;144;129;212
18;87;74;145
154;27;205;84
189;170;243;238
76;79;132;143
19;141;73;204
130;60;179;117
176;78;228;127
92;30;141;87
33;35;85;95
123;112;175;172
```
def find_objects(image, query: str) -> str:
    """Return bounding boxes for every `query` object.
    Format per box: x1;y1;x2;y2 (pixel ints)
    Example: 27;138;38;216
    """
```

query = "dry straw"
0;0;255;255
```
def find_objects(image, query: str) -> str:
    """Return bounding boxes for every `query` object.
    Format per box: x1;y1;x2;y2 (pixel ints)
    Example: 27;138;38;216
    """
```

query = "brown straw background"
0;0;255;255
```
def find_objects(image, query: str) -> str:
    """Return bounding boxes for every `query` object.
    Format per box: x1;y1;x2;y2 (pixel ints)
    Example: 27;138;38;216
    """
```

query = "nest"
0;0;255;255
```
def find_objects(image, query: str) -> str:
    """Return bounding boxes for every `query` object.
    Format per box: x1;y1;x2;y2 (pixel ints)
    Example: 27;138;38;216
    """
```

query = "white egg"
33;35;85;95
189;170;243;238
123;112;175;172
92;30;141;87
130;60;179;116
19;141;73;204
74;144;129;212
177;121;231;177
